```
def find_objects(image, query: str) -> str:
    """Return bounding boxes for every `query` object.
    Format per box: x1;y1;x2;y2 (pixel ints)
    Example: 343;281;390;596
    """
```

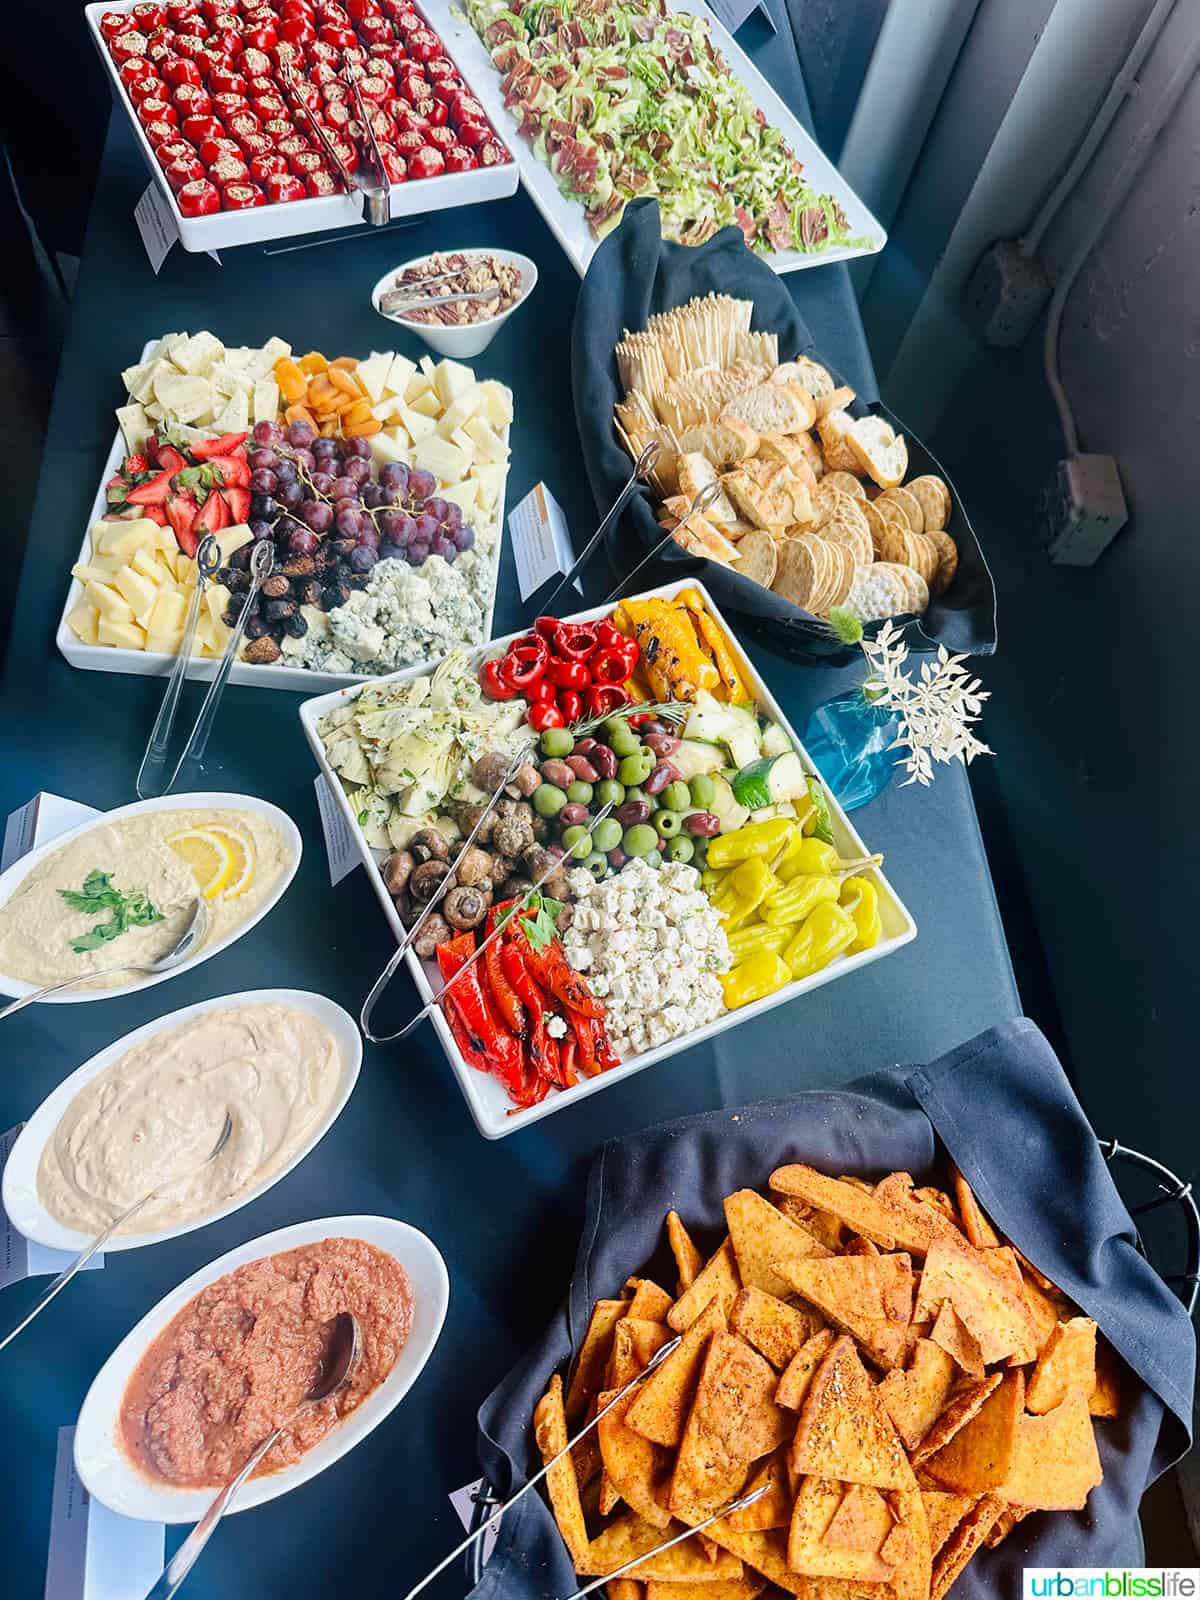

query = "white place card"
2;793;99;873
45;1426;164;1600
2;1126;104;1289
314;775;362;887
448;1477;501;1567
507;482;582;603
134;183;178;276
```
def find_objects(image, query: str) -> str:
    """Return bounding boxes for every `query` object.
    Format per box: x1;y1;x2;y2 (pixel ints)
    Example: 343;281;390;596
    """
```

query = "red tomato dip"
119;1238;413;1487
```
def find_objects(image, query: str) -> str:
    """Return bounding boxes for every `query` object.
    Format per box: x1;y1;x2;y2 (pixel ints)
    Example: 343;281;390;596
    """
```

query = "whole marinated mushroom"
453;846;494;888
412;913;453;958
470;752;513;795
523;847;569;902
443;885;490;931
410;859;451;902
410;828;450;865
508;763;541;798
381;850;414;898
455;803;495;844
493;801;536;860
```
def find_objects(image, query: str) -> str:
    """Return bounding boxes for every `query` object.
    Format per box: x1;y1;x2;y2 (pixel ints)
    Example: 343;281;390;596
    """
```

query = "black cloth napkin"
571;199;997;662
470;1018;1194;1599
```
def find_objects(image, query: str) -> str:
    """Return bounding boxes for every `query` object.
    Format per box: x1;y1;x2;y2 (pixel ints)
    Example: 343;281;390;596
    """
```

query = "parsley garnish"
60;869;164;954
497;891;565;954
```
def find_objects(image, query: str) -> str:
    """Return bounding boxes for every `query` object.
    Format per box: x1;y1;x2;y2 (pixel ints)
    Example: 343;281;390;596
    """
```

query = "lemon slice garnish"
167;828;233;900
207;824;256;900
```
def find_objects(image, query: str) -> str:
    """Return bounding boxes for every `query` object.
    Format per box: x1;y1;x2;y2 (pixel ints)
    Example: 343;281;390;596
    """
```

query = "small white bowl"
3;989;362;1254
75;1214;450;1522
0;792;301;1004
371;248;537;359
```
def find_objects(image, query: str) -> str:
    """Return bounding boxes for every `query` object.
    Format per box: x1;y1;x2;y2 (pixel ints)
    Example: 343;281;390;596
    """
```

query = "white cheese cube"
384;353;417;398
400;407;437;443
478;380;514;429
113;564;161;627
212;388;250;434
449;427;477;461
371;395;407;424
145;627;184;656
122;359;161;402
72;560;120;586
98;615;146;650
130;547;163;583
403;371;433;404
471;462;508;508
418;354;437;378
433;359;475;408
407;388;442;419
440;480;479;516
252;378;279;423
66;604;100;645
437;386;485;438
149;588;187;635
413;435;469;483
465;416;509;463
152;372;212;423
173;331;225;375
355;352;394;403
204;583;231;625
215;523;253;561
368;431;412;469
96;519;159;560
116;402;151;455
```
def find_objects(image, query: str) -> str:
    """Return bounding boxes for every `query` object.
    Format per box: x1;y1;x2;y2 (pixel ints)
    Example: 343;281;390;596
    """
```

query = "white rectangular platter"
85;1;519;254
420;0;886;277
56;340;511;694
299;579;917;1138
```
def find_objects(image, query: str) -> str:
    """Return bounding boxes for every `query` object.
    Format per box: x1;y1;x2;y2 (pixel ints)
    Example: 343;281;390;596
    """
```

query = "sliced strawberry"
165;491;200;555
157;444;188;473
125;453;150;474
206;452;251;488
141;505;168;527
191;431;248;460
222;485;251;524
126;467;175;506
194;488;231;536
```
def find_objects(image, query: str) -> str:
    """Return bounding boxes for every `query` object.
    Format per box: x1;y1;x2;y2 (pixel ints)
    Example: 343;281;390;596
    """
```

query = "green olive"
540;726;574;758
642;845;663;869
662;780;691;811
655;810;682;838
561;824;594;860
618;750;654;787
582;851;609;880
622;823;659;858
566;780;594;805
666;835;695;863
533;783;568;817
688;773;716;808
609;724;642;759
591;817;622;853
595;778;625;808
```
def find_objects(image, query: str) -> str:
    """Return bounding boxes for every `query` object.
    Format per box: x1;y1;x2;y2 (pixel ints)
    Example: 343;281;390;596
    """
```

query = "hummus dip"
120;1239;413;1487
0;808;290;990
37;1006;342;1235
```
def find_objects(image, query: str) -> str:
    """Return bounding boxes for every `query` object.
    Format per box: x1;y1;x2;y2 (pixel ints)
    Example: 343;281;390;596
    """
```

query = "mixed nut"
381;251;525;326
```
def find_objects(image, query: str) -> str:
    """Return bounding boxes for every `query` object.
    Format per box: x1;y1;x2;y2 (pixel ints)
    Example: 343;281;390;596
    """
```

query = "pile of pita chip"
532;1159;1119;1600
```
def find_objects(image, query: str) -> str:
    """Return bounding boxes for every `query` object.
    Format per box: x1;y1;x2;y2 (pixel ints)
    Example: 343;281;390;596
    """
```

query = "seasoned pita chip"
571;1395;602;1488
724;1188;832;1299
776;1328;837;1410
627;1279;676;1323
566;1298;628;1419
914;1239;1039;1366
787;1476;894;1582
999;1390;1104;1510
774;1195;845;1251
790;1335;913;1490
597;1386;674;1528
1090;1336;1124;1418
823;1485;894;1553
769;1165;901;1249
911;1372;1003;1467
1027;1317;1098;1414
607;1318;674;1390
729;1287;816;1370
606;1581;642;1600
949;1163;1000;1249
881;1484;933;1600
626;1297;726;1447
844;1235;880;1257
877;1338;956;1451
579;1514;743;1579
646;1582;765;1600
914;1187;961;1228
873;1171;965;1254
923;1371;1025;1493
669;1239;741;1331
670;1333;787;1521
930;1494;1004;1600
534;1374;590;1565
1020;1269;1075;1354
775;1252;914;1369
921;1490;976;1557
982;1247;1041;1364
703;1527;807;1596
929;1299;985;1379
727;1448;792;1532
668;1210;705;1292
984;1503;1029;1548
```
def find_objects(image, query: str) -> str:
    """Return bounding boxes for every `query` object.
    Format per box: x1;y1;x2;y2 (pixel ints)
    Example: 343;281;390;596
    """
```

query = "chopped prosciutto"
765;196;792;252
800;205;829;248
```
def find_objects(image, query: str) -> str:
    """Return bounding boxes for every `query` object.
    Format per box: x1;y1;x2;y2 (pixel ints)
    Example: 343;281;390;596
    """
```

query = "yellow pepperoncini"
707;817;794;870
726;923;790;964
711;856;778;930
782;900;858;979
761;872;840;927
776;837;840;883
720;950;792;1009
841;876;882;952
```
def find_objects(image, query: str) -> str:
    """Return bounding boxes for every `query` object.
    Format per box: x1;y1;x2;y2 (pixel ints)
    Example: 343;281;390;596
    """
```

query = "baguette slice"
847;416;909;488
677;451;741;530
723;461;792;531
756;432;818;492
724;382;816;436
678;416;759;469
672;512;742;567
816;383;856;420
816;408;864;474
773;357;834;403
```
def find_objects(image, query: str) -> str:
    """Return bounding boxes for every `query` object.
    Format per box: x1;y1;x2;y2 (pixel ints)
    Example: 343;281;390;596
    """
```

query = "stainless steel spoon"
0;897;209;1021
142;1312;362;1600
0;1111;233;1355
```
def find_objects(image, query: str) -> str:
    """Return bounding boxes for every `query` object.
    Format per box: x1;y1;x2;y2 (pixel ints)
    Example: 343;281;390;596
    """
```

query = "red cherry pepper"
198;133;241;165
162;57;203;87
306;169;342;196
221;180;266;208
120;57;156;85
527;700;565;731
544;656;589;691
557;689;584;722
480;657;516;701
585;683;631;718
100;11;131;41
552;621;598;661
177;177;221;216
164;152;206;188
443;145;477;172
523;678;555;705
533;615;560;640
498;635;549;690
594;617;625;650
144;118;180;148
408;145;445;180
265;170;307;202
591;642;637;685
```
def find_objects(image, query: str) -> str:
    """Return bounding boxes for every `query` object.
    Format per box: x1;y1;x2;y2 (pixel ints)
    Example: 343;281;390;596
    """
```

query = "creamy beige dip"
37;1005;342;1235
0;808;290;990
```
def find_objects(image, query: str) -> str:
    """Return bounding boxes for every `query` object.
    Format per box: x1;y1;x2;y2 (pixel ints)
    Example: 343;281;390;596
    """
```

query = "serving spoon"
0;897;209;1021
142;1312;362;1600
0;1111;233;1354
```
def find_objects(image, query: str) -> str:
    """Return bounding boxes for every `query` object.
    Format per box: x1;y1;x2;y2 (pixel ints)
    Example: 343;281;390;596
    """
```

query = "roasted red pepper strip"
592;1019;621;1072
552;621;598;661
520;938;606;1018
436;936;524;1098
501;937;545;1024
559;1036;577;1087
485;936;526;1035
572;1012;599;1075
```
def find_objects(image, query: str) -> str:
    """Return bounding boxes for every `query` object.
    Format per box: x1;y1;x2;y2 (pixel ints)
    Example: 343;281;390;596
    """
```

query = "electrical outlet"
1037;455;1128;566
964;240;1051;347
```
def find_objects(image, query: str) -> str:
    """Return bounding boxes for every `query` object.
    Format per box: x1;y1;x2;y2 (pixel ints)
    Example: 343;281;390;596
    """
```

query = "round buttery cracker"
822;470;866;501
875;497;911;534
926;527;959;594
735;529;778;590
774;535;825;612
880;485;924;534
821;498;873;567
844;562;909;624
875;518;910;567
860;496;891;558
904;530;940;586
877;560;929;615
907;474;951;531
825;540;857;612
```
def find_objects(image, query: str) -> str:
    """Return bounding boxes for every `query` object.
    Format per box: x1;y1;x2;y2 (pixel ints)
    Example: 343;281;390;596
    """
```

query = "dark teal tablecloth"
0;13;1017;1594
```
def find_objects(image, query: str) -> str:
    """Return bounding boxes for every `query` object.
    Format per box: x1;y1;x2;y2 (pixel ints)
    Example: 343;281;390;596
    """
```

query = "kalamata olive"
684;811;721;837
615;799;651;826
559;802;590;826
539;759;575;789
566;754;599;783
643;731;680;756
638;718;667;737
589;743;618;779
608;845;628;869
547;843;566;859
573;737;597;754
644;761;681;796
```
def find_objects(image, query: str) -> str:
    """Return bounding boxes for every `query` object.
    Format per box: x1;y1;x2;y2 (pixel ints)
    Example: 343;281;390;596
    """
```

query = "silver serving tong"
136;539;273;799
602;479;722;604
539;441;661;617
386;801;616;1047
402;1332;684;1600
279;62;390;225
379;284;501;317
343;58;392;226
359;744;533;1044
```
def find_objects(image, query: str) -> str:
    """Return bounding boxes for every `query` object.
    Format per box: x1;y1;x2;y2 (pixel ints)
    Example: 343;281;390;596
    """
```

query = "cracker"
926;528;959;595
904;530;940;585
881;485;924;532
876;561;928;616
772;536;821;611
821;470;866;501
860;497;892;559
907;474;951;531
734;530;778;590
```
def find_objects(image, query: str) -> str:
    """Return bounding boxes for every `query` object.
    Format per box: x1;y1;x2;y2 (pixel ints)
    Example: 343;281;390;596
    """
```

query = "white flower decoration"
859;620;993;787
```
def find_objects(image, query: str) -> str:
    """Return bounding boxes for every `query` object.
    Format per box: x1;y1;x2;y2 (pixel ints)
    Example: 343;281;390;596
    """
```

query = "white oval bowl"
0;793;301;1003
3;989;362;1253
75;1214;449;1522
370;247;537;359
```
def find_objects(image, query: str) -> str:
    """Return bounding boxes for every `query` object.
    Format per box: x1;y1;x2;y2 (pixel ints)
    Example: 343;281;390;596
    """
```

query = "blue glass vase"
803;683;901;812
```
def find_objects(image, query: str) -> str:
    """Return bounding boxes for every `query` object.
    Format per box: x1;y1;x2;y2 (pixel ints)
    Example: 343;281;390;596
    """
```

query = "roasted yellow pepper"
690;606;752;703
782;900;858;979
712;856;778;930
707;817;793;870
720;950;792;1009
622;598;719;701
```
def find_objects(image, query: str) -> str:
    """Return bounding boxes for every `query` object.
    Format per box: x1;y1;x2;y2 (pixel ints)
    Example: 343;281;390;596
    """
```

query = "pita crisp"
1026;1317;1098;1414
790;1335;913;1490
729;1286;818;1370
627;1297;726;1448
922;1371;1026;1493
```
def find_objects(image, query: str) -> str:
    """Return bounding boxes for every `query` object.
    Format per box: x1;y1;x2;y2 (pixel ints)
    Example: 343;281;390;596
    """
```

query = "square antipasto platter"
299;579;915;1138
